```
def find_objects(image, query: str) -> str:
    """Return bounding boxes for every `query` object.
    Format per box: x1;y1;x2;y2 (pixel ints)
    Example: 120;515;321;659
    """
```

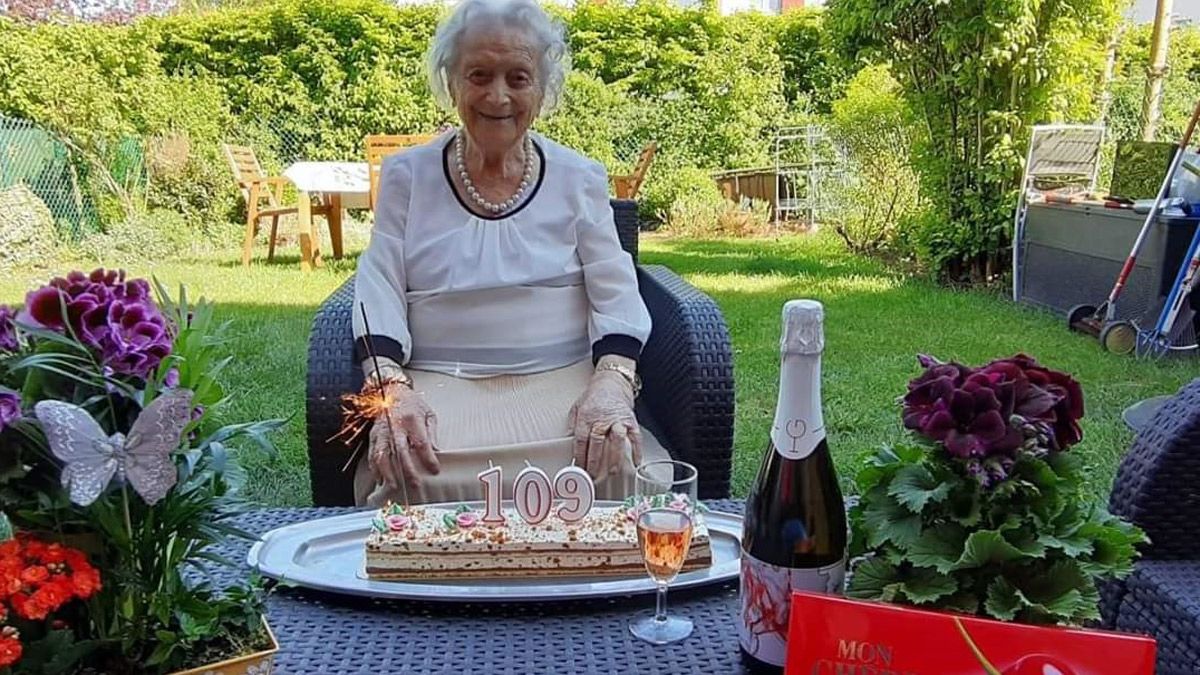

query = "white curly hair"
425;0;571;117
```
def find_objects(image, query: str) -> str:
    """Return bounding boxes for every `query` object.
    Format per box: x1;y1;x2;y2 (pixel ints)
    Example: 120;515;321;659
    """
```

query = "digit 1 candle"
553;465;595;523
477;464;505;525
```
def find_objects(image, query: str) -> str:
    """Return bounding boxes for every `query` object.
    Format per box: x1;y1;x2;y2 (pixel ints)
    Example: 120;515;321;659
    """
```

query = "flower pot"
167;618;279;675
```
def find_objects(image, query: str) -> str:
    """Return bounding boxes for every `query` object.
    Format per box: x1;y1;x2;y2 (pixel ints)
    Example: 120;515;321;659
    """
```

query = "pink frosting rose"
386;514;411;531
456;512;480;528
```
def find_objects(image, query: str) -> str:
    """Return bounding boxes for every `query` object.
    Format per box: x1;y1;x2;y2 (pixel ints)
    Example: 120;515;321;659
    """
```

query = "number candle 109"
477;464;596;525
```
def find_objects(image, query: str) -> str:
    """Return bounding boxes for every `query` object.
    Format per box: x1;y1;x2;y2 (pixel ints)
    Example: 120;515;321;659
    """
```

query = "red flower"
70;567;101;598
0;540;18;558
38;543;67;565
29;582;70;616
0;635;20;668
8;593;31;620
62;548;89;571
19;538;46;560
0;564;20;599
976;354;1085;450
0;535;100;624
20;566;49;585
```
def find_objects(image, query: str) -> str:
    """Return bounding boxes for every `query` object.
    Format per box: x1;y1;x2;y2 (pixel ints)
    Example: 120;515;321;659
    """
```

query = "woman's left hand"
569;370;643;479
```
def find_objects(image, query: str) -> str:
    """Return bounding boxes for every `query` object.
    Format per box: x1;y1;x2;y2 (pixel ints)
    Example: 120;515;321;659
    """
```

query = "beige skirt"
353;359;671;507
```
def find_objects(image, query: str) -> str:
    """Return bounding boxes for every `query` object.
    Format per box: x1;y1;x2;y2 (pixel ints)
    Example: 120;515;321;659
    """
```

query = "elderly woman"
352;0;669;506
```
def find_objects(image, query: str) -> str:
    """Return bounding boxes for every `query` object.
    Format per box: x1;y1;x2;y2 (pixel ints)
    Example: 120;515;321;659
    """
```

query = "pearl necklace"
454;131;534;214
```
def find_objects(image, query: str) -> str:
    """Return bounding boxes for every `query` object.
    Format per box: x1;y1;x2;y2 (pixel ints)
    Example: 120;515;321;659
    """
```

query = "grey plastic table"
1122;395;1171;432
223;499;751;674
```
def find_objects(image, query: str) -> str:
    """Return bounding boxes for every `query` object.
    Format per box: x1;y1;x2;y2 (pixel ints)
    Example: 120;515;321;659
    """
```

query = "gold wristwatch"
596;361;642;397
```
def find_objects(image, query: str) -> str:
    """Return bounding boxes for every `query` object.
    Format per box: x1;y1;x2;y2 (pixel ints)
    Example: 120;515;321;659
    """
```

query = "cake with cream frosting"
363;500;713;580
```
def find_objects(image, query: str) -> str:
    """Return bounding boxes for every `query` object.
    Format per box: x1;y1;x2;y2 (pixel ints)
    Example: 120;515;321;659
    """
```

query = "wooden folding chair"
222;143;329;266
366;134;436;209
612;141;657;199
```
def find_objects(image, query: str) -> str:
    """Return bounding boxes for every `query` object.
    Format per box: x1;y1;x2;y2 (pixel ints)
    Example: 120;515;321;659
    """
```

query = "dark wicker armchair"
305;199;735;505
1101;378;1200;675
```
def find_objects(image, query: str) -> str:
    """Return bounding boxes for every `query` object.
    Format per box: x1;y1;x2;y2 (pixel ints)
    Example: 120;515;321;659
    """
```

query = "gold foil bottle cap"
781;299;824;355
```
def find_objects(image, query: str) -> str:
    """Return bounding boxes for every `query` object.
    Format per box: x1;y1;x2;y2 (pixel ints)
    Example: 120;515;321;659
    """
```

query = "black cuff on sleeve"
591;334;643;365
354;335;406;367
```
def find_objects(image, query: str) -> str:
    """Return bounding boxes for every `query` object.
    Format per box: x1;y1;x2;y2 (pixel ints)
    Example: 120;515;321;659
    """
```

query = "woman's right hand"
367;384;441;490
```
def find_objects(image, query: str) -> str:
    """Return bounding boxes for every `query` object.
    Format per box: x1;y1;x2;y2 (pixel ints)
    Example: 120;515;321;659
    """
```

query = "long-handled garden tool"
1134;219;1200;357
1067;97;1200;353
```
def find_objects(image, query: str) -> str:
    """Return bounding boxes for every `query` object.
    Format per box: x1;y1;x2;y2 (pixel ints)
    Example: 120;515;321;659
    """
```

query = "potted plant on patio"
0;269;284;674
846;354;1145;626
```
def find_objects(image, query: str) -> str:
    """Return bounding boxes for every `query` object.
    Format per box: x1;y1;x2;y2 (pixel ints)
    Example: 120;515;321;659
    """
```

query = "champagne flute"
629;459;698;645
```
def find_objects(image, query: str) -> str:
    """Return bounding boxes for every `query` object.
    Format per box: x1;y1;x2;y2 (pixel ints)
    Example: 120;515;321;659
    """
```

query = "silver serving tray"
247;500;743;602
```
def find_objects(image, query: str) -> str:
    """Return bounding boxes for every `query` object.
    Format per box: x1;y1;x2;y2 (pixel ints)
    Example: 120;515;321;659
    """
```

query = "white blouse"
352;131;651;378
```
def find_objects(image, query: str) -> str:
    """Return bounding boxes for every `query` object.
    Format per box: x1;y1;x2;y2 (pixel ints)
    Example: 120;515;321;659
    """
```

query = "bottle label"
770;418;825;460
738;553;845;667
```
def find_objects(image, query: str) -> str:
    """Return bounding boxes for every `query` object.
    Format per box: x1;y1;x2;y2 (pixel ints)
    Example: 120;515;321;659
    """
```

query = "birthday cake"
363;500;714;580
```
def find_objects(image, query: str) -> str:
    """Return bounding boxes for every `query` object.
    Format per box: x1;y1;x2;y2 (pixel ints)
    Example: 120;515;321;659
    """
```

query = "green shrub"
0;184;61;271
663;195;773;239
825;65;923;255
567;1;787;170
0;18;240;236
0;18;161;149
896;208;948;273
1106;23;1200;143
535;71;640;172
154;0;446;162
639;166;722;224
147;143;241;240
142;76;239;230
772;8;849;112
79;209;200;263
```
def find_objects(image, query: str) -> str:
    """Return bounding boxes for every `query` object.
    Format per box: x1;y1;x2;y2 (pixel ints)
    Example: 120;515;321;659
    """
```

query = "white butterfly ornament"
34;389;194;507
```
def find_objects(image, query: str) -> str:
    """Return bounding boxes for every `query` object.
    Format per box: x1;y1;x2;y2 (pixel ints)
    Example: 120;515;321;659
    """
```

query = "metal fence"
610;134;653;176
0;114;149;241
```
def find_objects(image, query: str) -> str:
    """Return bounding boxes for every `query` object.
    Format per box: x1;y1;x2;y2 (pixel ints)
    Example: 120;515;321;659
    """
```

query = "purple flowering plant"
900;353;1086;486
0;268;284;672
0;269;180;444
846;354;1144;627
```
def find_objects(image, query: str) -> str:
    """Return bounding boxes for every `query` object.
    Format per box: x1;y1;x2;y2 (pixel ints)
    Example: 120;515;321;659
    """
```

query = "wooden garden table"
282;162;371;271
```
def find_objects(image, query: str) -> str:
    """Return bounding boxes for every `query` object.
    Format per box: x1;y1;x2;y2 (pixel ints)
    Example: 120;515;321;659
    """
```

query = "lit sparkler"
329;304;411;508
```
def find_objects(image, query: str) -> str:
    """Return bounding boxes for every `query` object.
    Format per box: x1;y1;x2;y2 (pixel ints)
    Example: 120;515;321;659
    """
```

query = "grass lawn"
2;232;1193;506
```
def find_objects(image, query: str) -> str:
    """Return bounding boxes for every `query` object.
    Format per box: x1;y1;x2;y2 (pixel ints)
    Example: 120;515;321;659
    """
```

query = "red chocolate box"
784;592;1156;675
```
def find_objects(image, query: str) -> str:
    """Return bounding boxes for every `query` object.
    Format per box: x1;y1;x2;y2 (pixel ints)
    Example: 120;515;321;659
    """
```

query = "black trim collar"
441;135;547;221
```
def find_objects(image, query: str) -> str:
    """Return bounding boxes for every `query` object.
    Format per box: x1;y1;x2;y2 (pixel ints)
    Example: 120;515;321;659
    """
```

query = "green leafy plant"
772;8;848;112
639;166;724;225
825;64;923;255
0;268;284;673
1106;21;1200;144
828;0;1124;281
847;354;1145;625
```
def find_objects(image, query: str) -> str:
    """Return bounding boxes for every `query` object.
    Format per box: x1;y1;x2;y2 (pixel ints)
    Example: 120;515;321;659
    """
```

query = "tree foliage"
1106;22;1200;143
828;0;1123;280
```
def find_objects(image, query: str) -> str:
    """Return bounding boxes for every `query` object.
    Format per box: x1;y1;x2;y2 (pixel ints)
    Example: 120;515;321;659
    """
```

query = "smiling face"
450;25;543;153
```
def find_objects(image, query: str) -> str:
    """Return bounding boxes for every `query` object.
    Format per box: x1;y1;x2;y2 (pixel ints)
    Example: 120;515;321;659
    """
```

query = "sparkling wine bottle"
738;299;847;673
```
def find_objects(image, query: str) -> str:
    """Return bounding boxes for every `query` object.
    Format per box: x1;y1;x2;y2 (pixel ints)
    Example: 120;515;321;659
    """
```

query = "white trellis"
773;125;847;226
